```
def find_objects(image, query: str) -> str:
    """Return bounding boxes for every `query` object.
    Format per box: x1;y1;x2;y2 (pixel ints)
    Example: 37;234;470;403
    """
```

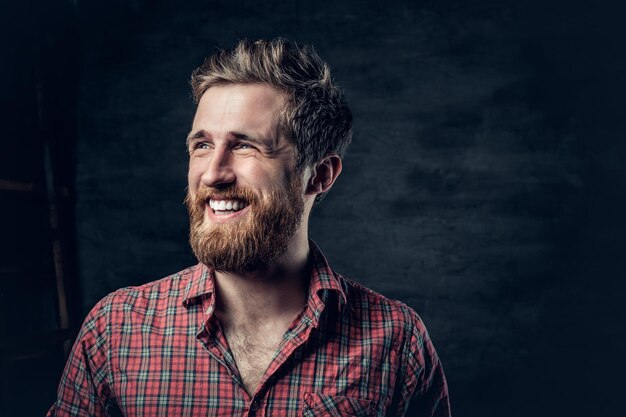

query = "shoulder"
336;275;446;394
339;274;426;326
336;274;430;346
82;264;200;328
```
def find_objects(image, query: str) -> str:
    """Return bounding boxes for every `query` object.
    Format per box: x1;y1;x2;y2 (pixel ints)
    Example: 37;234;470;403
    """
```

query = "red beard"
185;175;304;272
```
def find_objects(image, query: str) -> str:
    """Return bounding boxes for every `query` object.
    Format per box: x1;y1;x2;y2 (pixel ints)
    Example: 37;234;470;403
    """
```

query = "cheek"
187;161;204;192
239;163;281;187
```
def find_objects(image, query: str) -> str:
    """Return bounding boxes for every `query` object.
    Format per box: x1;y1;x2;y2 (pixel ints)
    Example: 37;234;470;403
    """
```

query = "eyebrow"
231;132;274;150
186;130;275;151
186;130;207;148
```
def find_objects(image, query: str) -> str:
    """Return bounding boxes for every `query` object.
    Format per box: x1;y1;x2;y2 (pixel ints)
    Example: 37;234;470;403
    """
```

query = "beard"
185;175;305;273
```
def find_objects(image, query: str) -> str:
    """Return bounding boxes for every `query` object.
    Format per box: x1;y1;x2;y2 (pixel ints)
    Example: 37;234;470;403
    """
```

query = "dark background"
1;0;625;416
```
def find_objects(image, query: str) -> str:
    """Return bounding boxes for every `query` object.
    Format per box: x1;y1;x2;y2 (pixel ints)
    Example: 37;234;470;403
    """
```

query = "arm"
47;297;116;417
391;310;451;417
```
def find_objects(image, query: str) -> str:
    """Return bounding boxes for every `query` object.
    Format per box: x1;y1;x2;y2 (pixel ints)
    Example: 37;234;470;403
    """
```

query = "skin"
187;83;342;394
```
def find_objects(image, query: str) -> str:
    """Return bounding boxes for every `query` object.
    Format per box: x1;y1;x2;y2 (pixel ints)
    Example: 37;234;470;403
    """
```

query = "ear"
305;155;343;196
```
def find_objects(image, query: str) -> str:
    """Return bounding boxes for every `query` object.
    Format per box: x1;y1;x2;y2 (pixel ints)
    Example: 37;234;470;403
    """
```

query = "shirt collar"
181;239;347;309
307;239;347;307
181;263;215;308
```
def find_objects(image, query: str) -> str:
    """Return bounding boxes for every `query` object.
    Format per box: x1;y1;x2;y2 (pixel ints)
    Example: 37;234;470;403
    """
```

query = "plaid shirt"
49;242;450;416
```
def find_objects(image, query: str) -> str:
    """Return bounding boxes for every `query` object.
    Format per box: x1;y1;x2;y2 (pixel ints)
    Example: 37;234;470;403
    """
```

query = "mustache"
193;185;258;204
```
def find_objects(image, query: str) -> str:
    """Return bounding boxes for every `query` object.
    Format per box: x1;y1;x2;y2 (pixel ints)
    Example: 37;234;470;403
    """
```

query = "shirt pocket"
302;393;377;417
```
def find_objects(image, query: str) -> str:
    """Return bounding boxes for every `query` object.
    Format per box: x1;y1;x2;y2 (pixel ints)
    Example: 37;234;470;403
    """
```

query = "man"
49;38;450;416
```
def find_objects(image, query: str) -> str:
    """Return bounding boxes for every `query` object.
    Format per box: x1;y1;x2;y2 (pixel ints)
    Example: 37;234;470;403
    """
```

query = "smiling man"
49;39;450;417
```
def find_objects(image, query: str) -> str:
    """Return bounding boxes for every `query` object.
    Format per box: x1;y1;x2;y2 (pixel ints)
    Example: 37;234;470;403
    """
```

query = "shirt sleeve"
392;309;451;417
47;296;116;417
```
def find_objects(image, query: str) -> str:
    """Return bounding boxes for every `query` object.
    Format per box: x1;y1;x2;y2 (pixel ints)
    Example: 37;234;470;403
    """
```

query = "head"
186;38;352;271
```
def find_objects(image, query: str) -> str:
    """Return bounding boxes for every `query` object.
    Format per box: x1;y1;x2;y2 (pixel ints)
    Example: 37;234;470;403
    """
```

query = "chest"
109;308;400;417
112;328;396;417
223;325;284;394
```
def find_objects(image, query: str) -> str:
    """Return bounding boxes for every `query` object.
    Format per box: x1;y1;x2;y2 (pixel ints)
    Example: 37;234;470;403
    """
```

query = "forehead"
192;84;287;134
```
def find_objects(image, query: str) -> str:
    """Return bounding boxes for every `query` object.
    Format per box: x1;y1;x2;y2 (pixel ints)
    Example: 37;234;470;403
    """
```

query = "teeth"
209;199;247;212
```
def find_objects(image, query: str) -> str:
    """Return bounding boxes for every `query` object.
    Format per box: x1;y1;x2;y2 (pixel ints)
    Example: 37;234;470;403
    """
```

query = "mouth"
207;198;249;216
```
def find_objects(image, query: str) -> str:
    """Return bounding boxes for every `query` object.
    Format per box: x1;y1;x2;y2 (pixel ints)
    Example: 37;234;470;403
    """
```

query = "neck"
214;228;311;323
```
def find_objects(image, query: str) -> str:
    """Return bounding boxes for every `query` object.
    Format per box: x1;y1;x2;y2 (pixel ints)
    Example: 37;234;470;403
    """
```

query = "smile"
208;198;249;216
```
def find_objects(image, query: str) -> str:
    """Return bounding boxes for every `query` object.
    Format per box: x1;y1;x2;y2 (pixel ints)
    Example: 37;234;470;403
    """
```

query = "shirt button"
250;400;259;411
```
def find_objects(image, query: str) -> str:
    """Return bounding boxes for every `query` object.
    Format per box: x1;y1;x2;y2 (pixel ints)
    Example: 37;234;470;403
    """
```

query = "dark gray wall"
72;0;625;416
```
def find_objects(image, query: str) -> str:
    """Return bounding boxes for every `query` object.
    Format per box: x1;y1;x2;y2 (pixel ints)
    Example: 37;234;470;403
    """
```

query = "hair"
190;38;352;203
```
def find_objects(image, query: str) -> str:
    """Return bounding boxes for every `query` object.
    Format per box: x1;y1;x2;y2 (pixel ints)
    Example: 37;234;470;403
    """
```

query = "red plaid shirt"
49;242;450;416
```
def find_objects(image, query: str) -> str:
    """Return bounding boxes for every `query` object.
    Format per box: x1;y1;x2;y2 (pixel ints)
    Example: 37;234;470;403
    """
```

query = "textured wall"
74;1;625;416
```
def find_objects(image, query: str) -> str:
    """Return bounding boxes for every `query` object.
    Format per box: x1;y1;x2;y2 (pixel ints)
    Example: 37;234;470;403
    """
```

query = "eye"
234;142;255;151
191;141;212;151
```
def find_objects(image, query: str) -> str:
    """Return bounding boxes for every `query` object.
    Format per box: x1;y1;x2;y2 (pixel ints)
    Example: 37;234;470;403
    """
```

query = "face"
185;84;306;272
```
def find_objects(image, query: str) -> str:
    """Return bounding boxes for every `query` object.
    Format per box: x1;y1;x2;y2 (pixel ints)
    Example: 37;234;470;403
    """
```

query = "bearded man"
49;39;450;417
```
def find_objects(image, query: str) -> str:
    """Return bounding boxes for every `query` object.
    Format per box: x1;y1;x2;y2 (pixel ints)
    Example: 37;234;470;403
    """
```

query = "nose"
200;146;236;188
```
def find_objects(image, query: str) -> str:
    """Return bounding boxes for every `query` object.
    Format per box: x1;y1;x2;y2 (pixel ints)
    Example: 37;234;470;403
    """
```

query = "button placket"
248;399;259;416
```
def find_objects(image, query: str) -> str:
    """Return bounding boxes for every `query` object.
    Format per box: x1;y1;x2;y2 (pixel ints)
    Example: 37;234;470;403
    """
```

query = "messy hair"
191;38;352;203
